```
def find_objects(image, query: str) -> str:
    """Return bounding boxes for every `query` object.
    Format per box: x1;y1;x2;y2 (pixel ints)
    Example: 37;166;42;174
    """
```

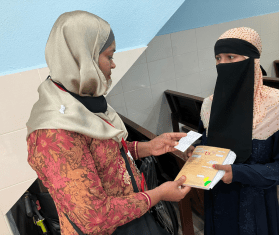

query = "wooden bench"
263;77;279;89
164;90;205;235
164;90;204;133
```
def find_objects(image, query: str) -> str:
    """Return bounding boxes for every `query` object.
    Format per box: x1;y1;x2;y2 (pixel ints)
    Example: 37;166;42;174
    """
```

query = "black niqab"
207;38;264;163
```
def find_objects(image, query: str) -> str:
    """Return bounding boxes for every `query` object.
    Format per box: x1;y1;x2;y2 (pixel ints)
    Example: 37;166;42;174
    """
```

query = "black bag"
65;147;170;235
9;179;60;235
139;156;178;235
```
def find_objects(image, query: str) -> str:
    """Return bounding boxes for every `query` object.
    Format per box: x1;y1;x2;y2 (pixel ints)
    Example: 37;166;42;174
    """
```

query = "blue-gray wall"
158;0;279;35
0;0;184;75
2;0;279;76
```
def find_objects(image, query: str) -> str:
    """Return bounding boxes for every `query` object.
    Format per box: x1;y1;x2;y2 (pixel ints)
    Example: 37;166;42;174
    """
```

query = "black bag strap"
120;147;139;193
64;214;85;235
64;147;138;235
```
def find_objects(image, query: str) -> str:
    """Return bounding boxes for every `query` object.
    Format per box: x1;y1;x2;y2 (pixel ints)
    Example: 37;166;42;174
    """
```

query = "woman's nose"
111;61;116;69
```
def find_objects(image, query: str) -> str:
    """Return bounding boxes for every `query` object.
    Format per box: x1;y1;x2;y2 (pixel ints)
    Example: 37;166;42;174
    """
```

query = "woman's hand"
158;176;191;202
149;132;187;156
213;164;233;184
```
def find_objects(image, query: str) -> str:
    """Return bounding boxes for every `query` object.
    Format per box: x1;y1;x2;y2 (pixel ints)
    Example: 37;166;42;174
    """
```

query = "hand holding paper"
174;131;202;152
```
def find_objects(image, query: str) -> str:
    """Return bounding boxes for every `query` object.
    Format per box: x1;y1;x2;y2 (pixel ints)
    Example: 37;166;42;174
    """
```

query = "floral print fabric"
27;129;149;235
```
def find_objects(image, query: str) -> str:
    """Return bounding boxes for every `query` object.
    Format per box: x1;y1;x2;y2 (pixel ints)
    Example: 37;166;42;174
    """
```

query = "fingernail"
212;164;215;168
175;141;179;145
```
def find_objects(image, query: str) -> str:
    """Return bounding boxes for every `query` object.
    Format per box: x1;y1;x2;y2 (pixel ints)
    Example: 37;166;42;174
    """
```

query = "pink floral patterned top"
27;129;150;235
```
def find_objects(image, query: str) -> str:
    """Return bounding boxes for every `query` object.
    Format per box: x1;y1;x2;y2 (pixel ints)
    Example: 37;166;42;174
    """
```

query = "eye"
108;56;114;60
228;55;235;59
215;56;221;61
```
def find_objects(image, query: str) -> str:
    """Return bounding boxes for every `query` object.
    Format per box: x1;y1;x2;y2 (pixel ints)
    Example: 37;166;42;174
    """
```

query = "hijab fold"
26;10;128;144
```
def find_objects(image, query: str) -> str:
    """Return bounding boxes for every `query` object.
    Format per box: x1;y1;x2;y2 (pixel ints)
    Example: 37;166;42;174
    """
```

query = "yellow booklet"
175;146;236;190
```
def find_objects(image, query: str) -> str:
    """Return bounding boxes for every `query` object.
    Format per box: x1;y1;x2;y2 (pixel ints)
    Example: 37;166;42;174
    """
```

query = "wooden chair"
164;90;203;133
263;77;279;89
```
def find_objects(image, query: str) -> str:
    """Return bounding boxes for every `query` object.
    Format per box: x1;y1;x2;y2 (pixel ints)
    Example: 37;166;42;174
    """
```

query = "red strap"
102;119;128;153
141;173;145;192
121;138;128;153
53;81;66;92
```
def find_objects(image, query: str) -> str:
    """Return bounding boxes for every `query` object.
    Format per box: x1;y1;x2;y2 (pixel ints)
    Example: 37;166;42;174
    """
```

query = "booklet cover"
175;146;236;190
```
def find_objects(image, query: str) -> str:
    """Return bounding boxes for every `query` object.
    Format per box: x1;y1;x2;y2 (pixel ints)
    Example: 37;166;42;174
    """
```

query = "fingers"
162;138;179;147
168;147;179;152
165;132;187;139
180;185;191;194
213;164;230;171
176;175;186;186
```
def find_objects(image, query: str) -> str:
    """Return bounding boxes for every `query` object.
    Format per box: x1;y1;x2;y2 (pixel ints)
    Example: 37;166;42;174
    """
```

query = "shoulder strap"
120;147;139;192
65;214;85;235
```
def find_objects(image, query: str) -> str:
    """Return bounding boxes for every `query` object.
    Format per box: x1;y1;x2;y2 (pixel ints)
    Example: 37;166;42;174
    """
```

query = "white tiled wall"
106;12;279;135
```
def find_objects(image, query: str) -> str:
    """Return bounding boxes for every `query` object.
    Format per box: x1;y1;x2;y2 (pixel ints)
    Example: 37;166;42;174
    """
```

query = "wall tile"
121;63;150;92
198;48;216;72
146;34;172;62
151;79;177;106
0;69;41;135
127;108;153;127
196;24;219;50
106;93;126;110
173;51;199;78
114;107;128;117
107;47;147;95
261;31;279;55
260;12;279;36
171;29;197;56
240;16;262;35
0;129;37;191
37;67;50;82
261;51;279;77
176;73;201;96
106;93;128;116
107;79;123;96
0;178;36;215
148;57;175;85
200;68;217;93
133;51;147;66
218;19;245;35
124;87;153;111
153;96;173;135
201;88;214;98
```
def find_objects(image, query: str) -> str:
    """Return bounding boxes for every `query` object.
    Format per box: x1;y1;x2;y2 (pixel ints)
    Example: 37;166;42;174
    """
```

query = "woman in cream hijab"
27;10;191;234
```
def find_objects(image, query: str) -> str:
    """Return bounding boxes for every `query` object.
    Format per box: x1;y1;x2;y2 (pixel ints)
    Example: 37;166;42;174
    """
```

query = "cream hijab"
201;27;279;140
26;10;128;144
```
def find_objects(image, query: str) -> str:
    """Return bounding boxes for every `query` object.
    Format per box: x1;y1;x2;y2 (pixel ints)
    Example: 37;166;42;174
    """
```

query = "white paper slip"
174;131;202;152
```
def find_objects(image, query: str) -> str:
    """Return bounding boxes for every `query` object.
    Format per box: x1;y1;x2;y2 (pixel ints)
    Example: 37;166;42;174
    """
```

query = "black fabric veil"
207;38;265;163
50;77;108;113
